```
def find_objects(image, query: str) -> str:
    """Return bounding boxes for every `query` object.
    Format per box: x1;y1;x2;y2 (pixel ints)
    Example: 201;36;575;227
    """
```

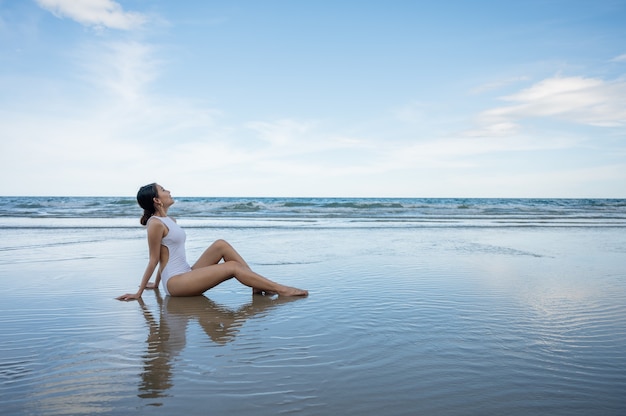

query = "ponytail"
140;209;153;226
137;183;158;226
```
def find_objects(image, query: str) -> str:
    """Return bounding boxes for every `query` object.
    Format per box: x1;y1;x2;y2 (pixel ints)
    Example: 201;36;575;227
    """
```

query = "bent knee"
213;239;231;249
223;260;243;274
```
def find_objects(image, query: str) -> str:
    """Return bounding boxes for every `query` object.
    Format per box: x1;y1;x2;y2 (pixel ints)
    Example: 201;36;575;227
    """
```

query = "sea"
1;196;625;228
1;197;626;415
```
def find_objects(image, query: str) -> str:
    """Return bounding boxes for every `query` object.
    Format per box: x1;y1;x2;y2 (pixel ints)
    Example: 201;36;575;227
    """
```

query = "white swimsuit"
150;216;192;295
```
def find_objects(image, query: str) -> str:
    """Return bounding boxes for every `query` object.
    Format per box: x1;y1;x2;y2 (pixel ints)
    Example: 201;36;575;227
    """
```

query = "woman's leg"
192;239;251;268
192;239;267;294
166;261;308;297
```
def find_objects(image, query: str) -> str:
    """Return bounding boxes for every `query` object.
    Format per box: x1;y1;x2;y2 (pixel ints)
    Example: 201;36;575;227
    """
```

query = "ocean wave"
0;197;624;229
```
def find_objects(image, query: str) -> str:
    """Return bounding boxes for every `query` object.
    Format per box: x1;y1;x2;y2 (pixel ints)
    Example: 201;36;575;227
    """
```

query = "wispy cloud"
472;75;626;136
35;0;146;30
392;101;429;123
470;76;530;95
449;163;626;198
610;53;626;62
78;40;160;102
244;118;363;154
245;119;316;147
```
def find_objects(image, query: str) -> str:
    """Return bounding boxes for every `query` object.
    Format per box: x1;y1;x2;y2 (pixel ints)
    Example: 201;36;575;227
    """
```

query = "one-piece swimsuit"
149;216;192;295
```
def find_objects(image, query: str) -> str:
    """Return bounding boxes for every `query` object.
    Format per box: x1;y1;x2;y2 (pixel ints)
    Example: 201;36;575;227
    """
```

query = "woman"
117;183;308;301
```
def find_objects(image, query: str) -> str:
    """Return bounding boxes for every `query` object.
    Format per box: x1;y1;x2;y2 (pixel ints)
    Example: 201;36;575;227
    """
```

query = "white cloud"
245;119;315;147
610;53;626;62
244;118;364;155
473;75;626;135
464;122;520;138
470;76;530;95
382;134;579;171
35;0;146;30
392;101;428;123
449;164;626;198
0;34;224;196
78;40;160;102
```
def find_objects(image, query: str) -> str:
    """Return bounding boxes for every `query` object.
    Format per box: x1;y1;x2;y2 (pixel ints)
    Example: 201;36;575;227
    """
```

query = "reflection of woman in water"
118;183;308;301
137;289;298;401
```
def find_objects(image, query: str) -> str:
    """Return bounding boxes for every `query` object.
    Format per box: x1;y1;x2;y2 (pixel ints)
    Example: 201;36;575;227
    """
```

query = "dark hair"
137;183;158;226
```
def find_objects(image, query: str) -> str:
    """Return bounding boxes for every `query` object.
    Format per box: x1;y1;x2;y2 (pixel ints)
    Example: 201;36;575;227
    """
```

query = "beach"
1;197;626;415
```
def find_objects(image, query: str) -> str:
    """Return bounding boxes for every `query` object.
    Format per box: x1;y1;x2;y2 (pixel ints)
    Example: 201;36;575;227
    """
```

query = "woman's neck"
154;207;168;217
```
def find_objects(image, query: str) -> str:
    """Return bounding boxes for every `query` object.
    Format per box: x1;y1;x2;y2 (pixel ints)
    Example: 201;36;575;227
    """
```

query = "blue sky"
1;0;625;197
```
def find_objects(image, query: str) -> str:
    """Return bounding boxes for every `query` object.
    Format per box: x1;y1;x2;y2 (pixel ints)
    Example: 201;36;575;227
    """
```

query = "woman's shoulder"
146;216;169;236
148;215;177;225
147;216;166;227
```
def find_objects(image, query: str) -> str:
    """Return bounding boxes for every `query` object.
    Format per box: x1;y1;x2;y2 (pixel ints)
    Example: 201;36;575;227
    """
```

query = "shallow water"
1;223;626;415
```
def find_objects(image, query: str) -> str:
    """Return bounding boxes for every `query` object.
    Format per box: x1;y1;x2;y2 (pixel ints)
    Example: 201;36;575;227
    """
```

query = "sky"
1;0;625;197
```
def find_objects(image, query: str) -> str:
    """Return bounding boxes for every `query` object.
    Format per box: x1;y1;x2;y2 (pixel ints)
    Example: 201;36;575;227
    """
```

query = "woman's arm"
117;220;165;301
146;268;162;289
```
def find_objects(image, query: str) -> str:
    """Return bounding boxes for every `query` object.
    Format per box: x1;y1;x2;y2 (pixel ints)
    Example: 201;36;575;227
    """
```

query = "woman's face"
155;184;174;207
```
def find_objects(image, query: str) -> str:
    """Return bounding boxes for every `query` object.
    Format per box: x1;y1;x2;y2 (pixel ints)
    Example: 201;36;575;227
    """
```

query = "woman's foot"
275;286;308;297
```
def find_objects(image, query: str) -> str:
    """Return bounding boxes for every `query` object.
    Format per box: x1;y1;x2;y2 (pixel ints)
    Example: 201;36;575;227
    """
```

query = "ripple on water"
2;226;626;415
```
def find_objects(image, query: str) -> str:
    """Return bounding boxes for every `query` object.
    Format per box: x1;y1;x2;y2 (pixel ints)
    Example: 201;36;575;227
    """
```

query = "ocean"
1;197;625;415
1;196;625;227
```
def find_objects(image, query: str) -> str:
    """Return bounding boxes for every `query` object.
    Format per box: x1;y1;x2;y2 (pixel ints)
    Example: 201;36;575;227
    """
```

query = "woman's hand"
117;293;141;301
145;282;158;290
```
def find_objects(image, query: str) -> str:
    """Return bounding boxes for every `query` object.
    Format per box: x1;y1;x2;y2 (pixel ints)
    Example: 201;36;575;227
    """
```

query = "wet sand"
1;225;626;415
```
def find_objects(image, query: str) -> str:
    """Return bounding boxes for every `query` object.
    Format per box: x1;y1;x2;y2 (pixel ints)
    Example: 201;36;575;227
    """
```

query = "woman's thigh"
167;263;235;296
